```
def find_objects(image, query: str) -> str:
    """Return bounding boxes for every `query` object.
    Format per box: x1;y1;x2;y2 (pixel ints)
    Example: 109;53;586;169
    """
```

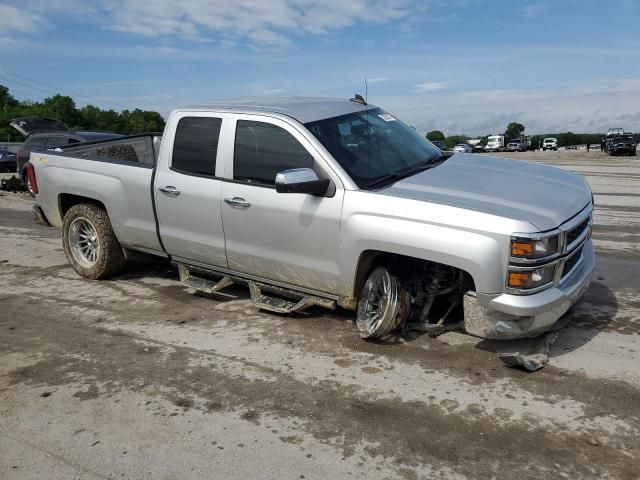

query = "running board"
178;264;236;298
177;264;337;312
248;282;336;314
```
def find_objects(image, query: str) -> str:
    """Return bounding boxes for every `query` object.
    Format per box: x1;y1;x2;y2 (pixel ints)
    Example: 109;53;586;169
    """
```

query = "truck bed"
59;133;162;165
31;133;166;257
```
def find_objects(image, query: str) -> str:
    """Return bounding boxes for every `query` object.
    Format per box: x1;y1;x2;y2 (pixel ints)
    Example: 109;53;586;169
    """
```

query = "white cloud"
520;3;547;19
97;0;426;48
3;0;428;49
0;4;43;34
414;81;450;93
379;81;640;135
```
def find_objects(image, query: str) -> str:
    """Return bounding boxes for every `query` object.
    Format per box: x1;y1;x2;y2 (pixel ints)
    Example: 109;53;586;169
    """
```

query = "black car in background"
607;134;637;156
0;148;17;172
430;140;447;150
11;117;122;185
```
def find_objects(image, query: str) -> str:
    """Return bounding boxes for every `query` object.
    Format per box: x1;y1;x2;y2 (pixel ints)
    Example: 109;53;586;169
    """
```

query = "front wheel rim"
357;269;403;338
69;217;100;268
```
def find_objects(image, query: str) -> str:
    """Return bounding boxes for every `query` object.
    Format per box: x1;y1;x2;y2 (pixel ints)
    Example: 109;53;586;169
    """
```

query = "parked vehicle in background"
452;143;473;153
11;117;123;193
608;134;637;156
604;128;628;154
506;139;527;152
431;140;446;150
0;148;17;172
484;135;505;152
30;97;595;343
542;138;558;151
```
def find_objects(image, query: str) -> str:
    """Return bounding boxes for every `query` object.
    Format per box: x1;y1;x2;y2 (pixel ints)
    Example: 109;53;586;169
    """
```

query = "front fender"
339;213;509;296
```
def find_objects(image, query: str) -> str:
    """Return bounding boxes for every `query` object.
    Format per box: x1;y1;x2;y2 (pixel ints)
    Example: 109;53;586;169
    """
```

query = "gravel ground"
1;150;639;479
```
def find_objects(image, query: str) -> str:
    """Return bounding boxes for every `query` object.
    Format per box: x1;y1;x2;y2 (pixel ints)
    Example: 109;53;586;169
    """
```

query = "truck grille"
566;217;590;248
561;247;583;279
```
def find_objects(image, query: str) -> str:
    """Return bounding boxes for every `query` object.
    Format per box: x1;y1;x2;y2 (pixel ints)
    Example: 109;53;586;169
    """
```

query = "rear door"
154;113;229;268
220;115;344;294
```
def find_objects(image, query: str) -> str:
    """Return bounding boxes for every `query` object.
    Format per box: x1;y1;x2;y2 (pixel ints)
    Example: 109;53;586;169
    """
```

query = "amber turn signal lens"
511;241;534;257
508;272;532;288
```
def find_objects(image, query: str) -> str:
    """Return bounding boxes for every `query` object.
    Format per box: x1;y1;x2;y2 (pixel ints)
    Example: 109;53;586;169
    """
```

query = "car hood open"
10;116;69;137
378;153;591;231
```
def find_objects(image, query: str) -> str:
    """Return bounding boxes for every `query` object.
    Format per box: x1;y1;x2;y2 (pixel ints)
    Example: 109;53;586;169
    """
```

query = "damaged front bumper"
463;240;595;339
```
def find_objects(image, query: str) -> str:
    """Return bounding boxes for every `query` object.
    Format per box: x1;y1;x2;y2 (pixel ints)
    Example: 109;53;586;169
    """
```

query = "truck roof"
181;97;374;124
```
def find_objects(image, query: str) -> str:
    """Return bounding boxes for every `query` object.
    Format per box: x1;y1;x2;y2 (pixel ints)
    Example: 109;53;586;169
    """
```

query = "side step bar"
248;282;336;314
177;264;337;314
178;264;235;298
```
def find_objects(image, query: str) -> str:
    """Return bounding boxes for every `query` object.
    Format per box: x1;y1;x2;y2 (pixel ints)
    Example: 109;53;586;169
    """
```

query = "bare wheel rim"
69;217;100;268
357;269;401;338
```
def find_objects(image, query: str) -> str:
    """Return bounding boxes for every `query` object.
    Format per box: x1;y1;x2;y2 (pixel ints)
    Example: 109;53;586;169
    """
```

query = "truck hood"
378;153;591;231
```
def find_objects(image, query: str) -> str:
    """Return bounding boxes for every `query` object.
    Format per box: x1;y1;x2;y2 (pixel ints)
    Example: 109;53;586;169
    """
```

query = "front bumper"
611;145;636;153
463;240;595;339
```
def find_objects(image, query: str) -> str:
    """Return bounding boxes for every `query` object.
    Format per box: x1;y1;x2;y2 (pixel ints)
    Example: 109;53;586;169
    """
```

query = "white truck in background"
484;135;505;152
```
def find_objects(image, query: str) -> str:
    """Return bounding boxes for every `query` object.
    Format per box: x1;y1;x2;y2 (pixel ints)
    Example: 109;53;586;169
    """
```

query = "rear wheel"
23;168;35;198
356;266;410;339
62;204;126;279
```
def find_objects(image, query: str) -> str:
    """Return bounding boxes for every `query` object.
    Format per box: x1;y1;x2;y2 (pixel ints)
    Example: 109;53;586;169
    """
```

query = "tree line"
0;84;165;142
426;122;637;149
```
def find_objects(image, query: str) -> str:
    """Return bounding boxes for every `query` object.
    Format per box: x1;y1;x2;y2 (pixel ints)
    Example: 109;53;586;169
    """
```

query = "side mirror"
275;168;330;196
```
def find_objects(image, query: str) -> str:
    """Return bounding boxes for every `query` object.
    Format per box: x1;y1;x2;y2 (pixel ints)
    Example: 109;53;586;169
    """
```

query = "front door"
220;117;344;294
154;114;228;268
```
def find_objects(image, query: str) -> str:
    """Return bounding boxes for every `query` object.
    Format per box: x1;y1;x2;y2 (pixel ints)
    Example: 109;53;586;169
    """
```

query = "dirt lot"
1;150;639;479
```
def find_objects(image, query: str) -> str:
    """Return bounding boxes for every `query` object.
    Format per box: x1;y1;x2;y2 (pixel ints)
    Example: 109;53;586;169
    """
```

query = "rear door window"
233;120;314;186
171;117;222;177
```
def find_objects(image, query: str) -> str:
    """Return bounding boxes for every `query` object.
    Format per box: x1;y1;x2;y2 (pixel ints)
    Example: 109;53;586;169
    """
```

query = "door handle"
224;197;251;208
159;186;181;196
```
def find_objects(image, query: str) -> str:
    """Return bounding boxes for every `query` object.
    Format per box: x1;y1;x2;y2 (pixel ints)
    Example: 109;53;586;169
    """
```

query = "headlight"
508;265;556;289
510;235;559;259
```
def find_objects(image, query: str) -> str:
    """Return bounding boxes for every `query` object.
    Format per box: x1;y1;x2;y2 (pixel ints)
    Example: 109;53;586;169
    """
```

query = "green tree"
504;122;525;140
0;84;166;140
426;130;445;142
40;94;81;127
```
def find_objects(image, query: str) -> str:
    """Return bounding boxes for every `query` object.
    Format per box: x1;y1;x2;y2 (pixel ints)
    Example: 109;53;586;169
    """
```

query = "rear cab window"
45;136;81;149
171;116;222;177
233;120;314;186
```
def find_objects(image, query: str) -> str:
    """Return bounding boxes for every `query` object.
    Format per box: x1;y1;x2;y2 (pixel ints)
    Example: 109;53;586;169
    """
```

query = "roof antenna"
349;79;367;107
365;77;368;103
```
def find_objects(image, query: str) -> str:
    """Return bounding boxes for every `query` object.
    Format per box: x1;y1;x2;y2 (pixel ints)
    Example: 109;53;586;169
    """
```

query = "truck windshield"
305;108;443;189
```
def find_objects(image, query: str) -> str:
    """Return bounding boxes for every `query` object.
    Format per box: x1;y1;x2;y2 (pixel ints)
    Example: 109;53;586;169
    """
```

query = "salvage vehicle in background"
484;134;505;152
29;97;595;341
11;117;122;193
430;140;446;151
0;148;17;172
607;134;637;156
506;139;527;152
452;143;473;153
542;138;558;151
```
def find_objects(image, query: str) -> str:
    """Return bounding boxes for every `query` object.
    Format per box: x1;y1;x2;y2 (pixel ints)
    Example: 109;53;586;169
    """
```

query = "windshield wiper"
365;158;441;190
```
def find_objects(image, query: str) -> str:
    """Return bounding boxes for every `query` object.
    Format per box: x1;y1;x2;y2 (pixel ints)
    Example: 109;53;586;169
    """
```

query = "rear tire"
23;168;35;198
62;204;126;279
356;266;410;339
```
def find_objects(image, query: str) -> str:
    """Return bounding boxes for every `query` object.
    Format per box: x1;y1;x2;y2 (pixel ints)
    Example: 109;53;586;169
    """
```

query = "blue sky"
1;0;639;135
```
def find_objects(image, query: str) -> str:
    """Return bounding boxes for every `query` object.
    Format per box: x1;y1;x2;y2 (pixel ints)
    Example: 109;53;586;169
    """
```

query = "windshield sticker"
378;113;397;122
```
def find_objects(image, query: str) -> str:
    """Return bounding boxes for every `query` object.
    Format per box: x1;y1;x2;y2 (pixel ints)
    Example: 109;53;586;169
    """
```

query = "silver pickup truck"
30;97;595;340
